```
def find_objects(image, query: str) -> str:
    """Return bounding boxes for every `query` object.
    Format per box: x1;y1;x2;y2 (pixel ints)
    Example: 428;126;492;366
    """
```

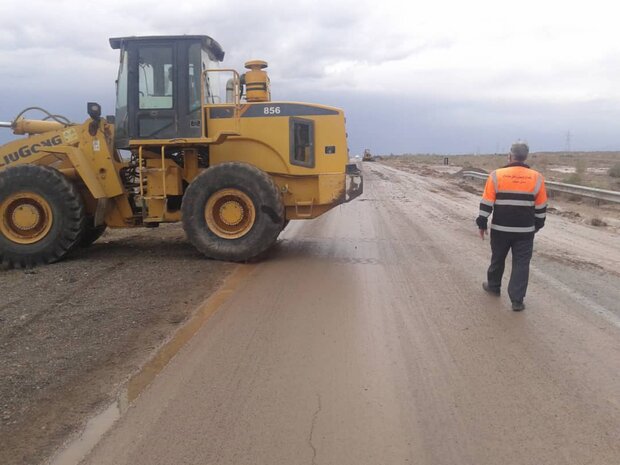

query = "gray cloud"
305;90;620;155
2;0;620;154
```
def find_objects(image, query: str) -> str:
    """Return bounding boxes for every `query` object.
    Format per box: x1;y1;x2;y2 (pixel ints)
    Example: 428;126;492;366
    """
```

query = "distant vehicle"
362;149;375;162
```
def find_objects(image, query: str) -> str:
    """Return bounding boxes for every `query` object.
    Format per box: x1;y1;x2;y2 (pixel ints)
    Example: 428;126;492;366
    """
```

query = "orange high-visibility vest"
478;162;547;233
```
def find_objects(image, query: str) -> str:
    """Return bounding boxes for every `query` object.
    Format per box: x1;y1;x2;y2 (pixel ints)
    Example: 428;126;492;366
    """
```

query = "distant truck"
362;149;375;162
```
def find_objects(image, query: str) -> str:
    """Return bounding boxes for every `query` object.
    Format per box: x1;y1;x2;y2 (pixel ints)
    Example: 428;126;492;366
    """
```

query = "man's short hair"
510;141;529;161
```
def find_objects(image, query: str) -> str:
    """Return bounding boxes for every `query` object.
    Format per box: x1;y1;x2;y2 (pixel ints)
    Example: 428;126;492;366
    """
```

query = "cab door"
127;41;178;140
126;39;204;141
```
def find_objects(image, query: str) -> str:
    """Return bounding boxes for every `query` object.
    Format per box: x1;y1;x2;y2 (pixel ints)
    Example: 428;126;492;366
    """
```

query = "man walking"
476;142;547;311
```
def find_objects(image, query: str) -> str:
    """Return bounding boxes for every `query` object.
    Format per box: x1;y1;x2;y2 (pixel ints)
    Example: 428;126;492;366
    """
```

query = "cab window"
138;46;174;109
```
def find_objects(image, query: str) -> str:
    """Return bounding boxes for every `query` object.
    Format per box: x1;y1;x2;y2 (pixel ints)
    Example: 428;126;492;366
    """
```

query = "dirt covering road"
382;152;620;191
2;160;619;465
382;154;620;231
0;226;235;465
79;163;620;465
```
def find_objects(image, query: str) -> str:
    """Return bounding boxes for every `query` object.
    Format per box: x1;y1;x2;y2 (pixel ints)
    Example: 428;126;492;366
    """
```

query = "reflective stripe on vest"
490;224;536;233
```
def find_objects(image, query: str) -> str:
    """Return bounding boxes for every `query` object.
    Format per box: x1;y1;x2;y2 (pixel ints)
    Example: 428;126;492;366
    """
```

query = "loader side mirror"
87;102;102;136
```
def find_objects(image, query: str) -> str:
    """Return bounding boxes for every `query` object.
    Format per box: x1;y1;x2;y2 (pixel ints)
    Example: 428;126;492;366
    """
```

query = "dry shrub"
608;163;620;178
535;156;548;173
575;158;587;175
565;173;583;185
590;217;607;227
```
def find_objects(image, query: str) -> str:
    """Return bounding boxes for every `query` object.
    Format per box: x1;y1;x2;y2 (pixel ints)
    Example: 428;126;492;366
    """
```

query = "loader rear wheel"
205;188;256;239
182;162;284;261
0;165;85;268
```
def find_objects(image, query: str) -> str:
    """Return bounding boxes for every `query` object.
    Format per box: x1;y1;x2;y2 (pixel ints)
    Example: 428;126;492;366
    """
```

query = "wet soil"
379;156;620;231
0;157;620;465
380;152;620;190
79;163;620;465
0;224;235;465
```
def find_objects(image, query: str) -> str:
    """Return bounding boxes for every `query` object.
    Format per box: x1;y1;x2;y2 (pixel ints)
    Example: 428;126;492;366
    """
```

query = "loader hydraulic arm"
1;107;74;136
1;119;67;135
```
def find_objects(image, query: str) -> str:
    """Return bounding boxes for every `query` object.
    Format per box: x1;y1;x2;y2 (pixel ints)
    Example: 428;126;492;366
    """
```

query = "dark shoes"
483;283;525;311
482;282;500;296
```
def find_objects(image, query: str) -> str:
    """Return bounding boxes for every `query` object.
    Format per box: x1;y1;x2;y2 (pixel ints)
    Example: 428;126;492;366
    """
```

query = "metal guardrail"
461;171;620;204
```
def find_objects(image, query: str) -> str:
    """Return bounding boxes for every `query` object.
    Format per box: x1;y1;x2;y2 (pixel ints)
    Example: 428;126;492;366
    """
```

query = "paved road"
81;163;620;465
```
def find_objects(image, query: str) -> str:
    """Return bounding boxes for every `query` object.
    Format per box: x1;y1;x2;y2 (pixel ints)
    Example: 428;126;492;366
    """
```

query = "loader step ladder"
138;145;167;222
294;199;314;218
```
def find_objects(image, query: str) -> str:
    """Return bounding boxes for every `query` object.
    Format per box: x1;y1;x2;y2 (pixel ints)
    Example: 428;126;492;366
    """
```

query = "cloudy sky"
1;0;620;154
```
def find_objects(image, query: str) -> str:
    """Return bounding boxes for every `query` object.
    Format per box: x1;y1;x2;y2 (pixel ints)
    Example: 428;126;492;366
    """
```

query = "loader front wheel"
80;218;107;247
182;162;284;261
0;165;85;268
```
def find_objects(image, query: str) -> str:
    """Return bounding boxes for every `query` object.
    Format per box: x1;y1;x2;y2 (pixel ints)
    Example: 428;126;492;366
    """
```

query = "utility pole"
565;131;571;153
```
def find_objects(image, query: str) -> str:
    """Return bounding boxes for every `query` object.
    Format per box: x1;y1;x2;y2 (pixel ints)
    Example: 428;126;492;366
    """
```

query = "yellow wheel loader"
0;35;362;268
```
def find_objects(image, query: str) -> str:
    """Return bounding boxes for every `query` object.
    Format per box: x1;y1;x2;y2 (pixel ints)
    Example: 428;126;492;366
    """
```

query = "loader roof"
109;35;225;61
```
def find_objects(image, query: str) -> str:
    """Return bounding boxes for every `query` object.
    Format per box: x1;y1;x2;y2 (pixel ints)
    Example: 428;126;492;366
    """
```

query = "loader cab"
109;35;225;148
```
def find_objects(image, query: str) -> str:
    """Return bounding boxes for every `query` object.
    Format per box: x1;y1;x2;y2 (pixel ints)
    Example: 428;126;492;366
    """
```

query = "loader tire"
79;218;107;247
0;165;85;268
182;162;284;261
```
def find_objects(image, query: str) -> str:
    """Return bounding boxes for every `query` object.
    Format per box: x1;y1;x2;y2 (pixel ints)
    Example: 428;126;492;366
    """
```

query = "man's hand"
478;228;488;240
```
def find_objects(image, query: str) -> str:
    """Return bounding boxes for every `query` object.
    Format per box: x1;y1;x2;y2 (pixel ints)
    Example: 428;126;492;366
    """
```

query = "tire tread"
0;165;85;268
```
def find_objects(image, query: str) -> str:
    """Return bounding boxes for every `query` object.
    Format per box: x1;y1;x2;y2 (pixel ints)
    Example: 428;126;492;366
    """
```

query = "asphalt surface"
79;163;620;465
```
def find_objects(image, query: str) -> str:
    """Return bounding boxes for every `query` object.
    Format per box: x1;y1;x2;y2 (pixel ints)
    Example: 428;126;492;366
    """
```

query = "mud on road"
78;163;620;465
3;157;619;465
0;225;235;465
380;155;620;231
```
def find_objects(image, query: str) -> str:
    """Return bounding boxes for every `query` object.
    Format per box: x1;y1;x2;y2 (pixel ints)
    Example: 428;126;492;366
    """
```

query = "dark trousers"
487;230;534;303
